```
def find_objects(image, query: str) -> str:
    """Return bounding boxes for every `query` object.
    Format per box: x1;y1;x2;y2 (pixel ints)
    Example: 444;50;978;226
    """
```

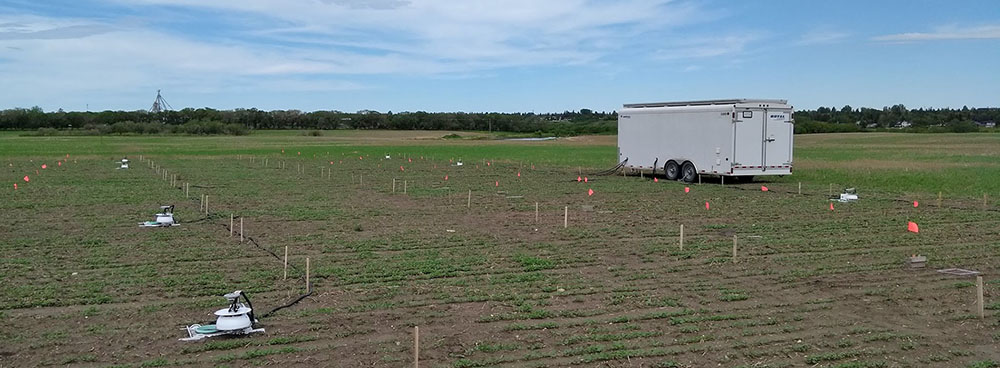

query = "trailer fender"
667;158;692;169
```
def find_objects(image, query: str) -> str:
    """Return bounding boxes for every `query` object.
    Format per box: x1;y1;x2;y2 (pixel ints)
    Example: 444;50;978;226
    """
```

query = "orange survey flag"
907;221;919;233
588;188;594;196
760;186;768;191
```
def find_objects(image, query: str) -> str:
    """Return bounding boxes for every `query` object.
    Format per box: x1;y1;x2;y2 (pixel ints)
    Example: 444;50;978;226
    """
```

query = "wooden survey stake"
680;224;684;250
414;326;420;368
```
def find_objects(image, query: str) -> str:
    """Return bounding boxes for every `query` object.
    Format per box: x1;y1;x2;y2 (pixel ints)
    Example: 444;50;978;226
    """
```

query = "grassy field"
0;131;998;367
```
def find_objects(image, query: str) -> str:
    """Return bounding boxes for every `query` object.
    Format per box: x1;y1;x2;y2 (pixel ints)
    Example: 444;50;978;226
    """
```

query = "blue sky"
1;0;998;113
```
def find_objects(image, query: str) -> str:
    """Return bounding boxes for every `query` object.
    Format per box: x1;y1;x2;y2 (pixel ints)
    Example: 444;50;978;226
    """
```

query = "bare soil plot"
0;132;998;368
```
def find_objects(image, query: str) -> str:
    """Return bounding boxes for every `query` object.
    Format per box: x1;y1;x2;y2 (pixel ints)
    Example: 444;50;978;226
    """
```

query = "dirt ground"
1;137;998;368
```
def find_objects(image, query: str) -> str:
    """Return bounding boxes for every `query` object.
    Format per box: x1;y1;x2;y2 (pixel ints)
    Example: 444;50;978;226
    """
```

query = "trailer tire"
680;162;697;183
664;161;680;181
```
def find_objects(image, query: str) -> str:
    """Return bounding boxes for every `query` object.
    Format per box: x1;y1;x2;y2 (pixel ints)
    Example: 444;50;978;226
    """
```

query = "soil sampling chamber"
181;290;264;341
139;205;178;227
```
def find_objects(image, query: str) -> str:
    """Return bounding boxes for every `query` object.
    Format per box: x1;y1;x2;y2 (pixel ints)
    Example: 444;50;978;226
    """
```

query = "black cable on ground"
219;225;305;275
150;158;316;319
220;221;313;318
589;158;628;176
259;288;313;319
181;212;223;224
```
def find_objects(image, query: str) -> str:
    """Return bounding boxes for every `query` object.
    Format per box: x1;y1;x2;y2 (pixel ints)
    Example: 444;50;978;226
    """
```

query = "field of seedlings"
1;131;999;368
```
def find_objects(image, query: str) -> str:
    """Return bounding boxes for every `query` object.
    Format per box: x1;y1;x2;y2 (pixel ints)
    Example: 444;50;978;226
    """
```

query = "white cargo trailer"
617;99;794;182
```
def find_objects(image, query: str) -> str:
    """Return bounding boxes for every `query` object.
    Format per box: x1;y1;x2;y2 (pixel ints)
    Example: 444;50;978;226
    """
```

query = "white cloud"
0;23;114;40
873;24;1000;42
109;0;707;69
653;34;762;60
794;30;849;46
0;0;721;108
320;0;411;10
0;16;366;108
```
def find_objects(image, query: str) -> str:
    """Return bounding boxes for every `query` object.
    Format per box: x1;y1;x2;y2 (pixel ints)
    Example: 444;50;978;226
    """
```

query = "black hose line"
152;161;316;320
260;288;312;319
590;158;628;176
181;212;223;224
242;292;257;326
213;219;312;319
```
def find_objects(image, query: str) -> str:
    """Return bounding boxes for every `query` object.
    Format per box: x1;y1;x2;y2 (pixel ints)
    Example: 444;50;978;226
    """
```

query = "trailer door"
763;110;793;170
733;109;763;170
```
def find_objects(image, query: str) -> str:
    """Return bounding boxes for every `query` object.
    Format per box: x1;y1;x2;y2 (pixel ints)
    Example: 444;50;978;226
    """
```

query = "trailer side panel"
618;99;793;178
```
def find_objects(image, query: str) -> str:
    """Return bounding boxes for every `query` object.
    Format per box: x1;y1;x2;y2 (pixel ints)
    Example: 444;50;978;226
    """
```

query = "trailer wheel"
664;161;680;181
680;162;697;183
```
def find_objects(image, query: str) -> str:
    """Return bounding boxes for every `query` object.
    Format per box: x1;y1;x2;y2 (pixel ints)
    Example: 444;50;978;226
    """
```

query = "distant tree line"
0;107;617;136
794;105;999;133
1;105;997;135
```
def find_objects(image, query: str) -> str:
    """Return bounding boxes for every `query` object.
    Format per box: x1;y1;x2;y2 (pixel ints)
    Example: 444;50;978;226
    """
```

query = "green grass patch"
805;351;861;364
968;360;1000;368
514;254;556;271
138;357;170;367
216;347;301;362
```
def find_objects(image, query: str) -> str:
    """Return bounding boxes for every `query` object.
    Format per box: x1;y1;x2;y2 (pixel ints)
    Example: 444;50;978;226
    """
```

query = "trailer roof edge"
622;99;788;108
